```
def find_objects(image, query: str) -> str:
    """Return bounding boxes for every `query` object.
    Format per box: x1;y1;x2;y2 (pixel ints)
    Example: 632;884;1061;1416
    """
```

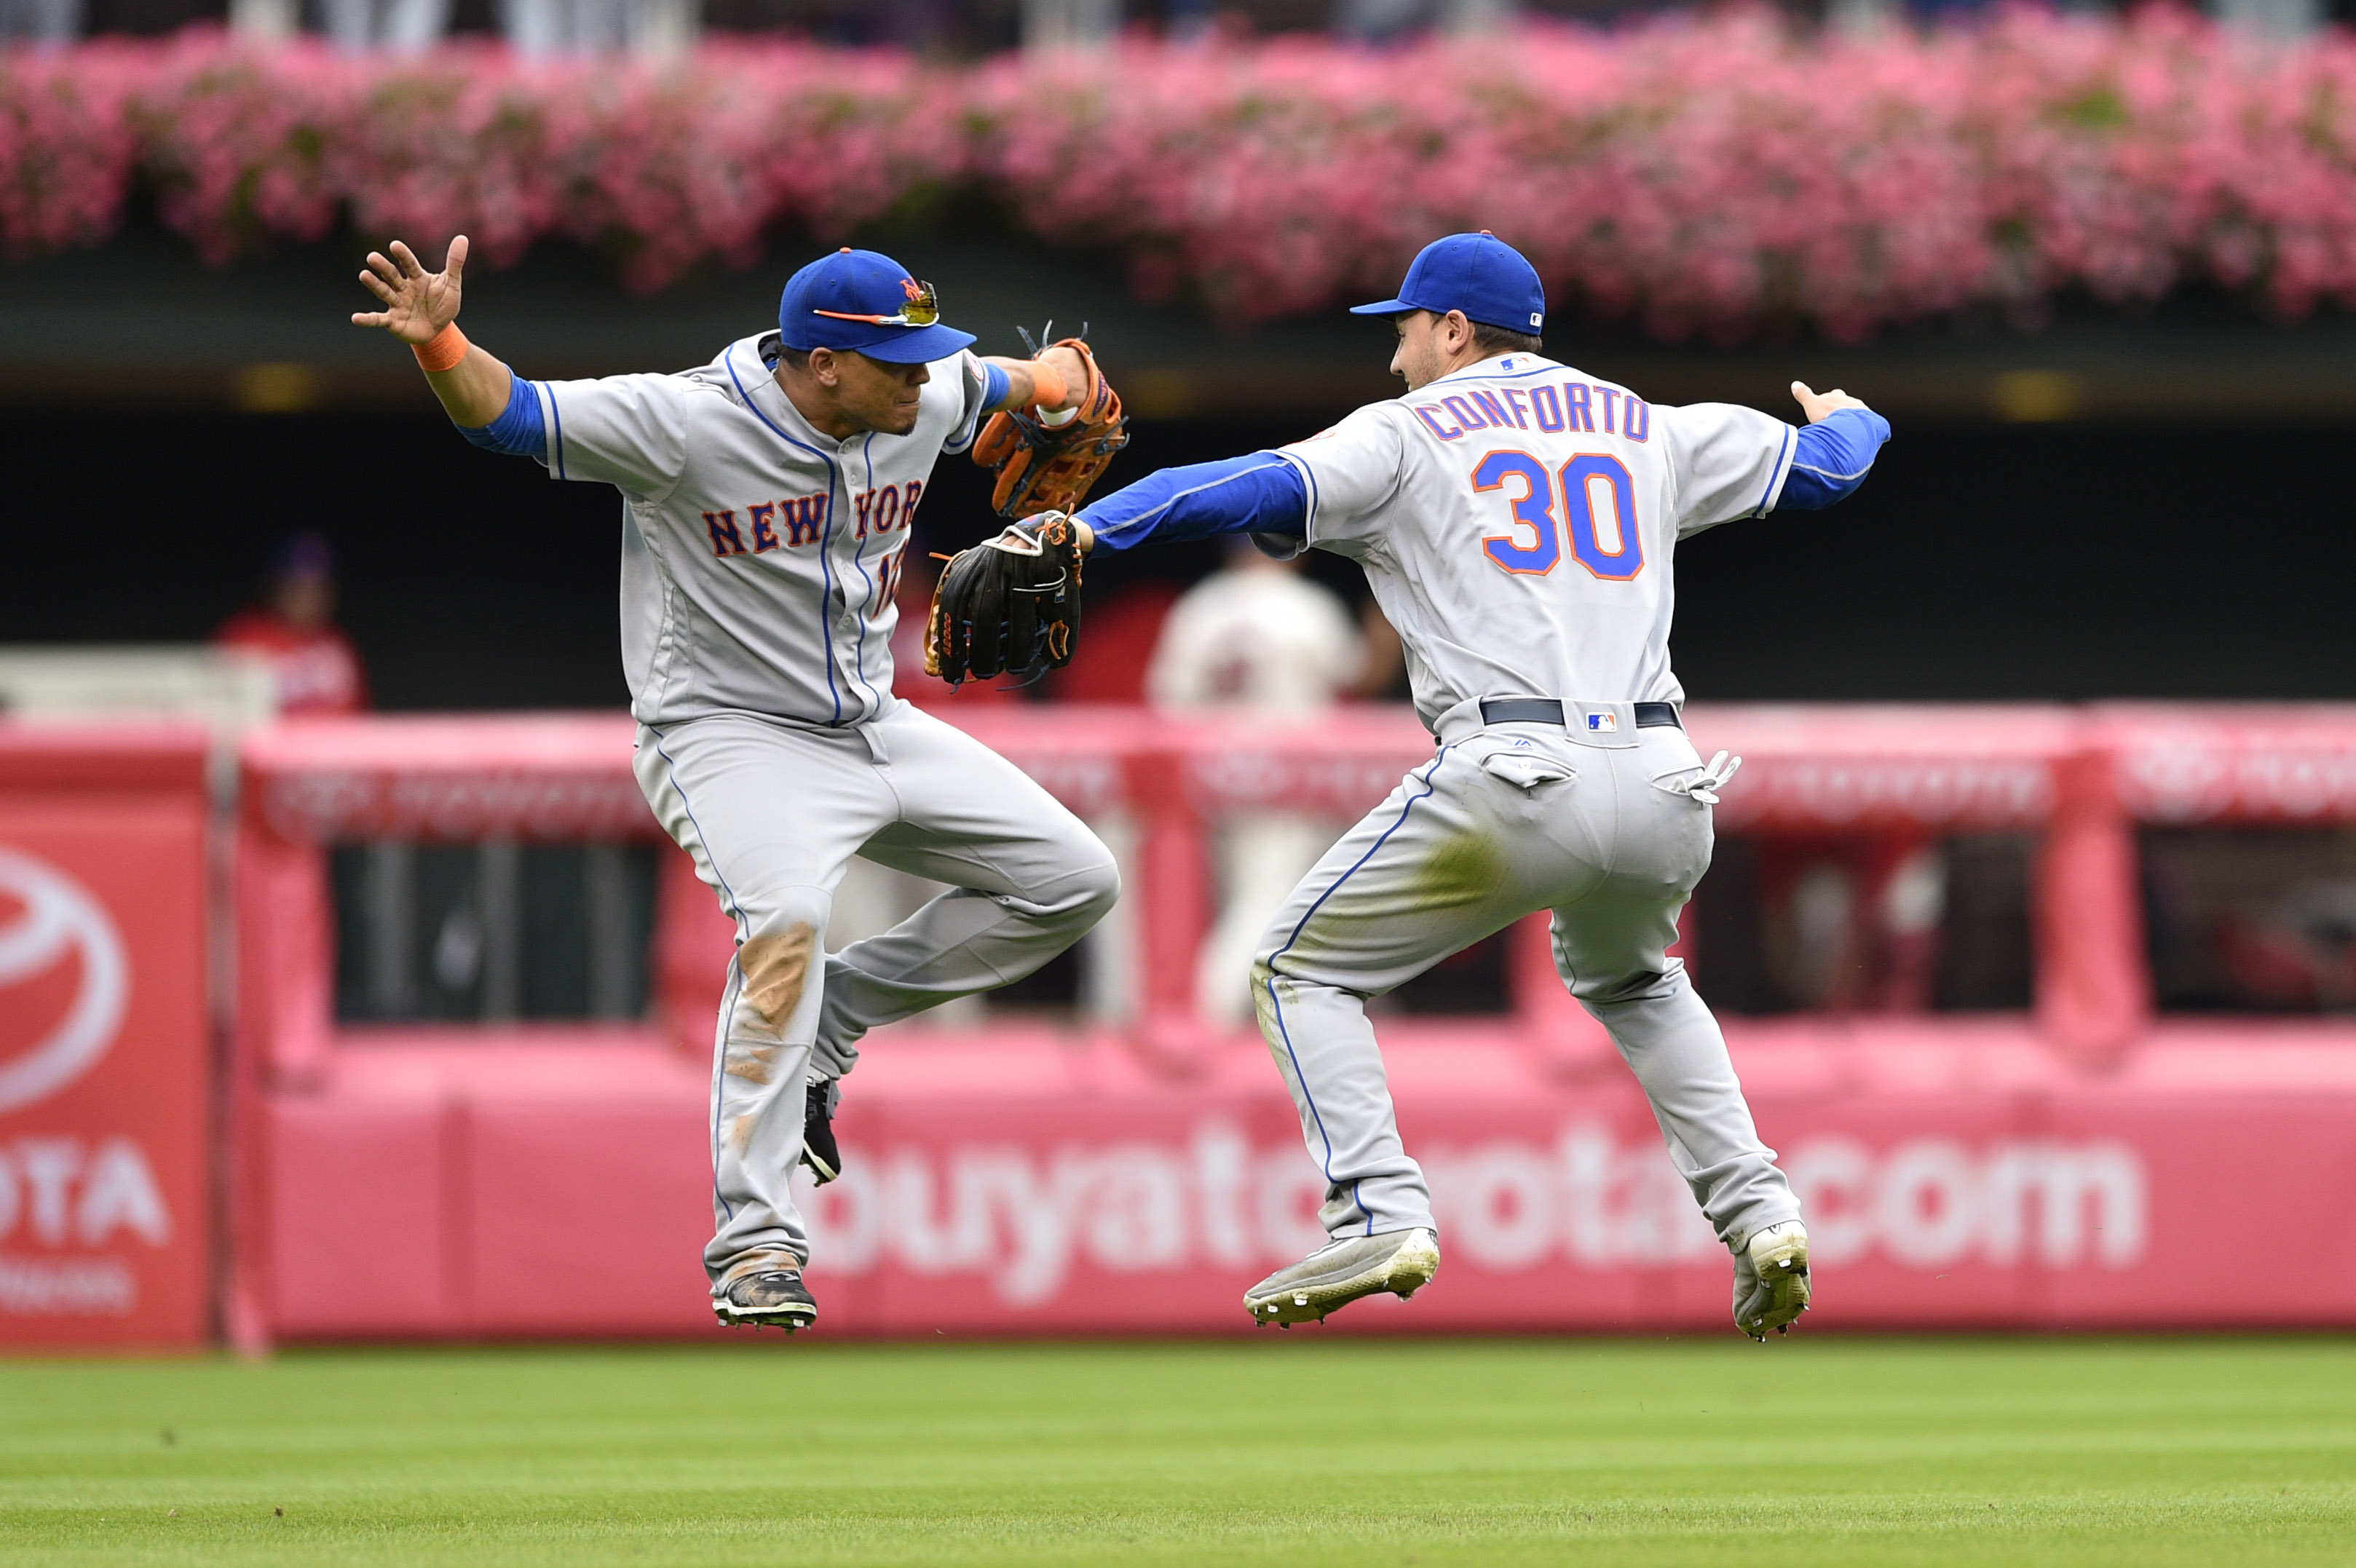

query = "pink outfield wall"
250;1025;2356;1341
210;704;2356;1342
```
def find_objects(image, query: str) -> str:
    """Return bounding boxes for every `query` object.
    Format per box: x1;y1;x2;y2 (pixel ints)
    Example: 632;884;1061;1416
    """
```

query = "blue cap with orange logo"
779;248;977;363
1351;232;1545;336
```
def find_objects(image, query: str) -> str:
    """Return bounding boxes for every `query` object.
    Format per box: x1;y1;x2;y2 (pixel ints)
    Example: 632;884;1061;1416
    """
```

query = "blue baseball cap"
779;248;976;364
1351;232;1546;335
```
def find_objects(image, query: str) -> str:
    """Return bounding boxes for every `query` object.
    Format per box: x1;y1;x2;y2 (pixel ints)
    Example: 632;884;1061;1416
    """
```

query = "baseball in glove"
924;512;1085;685
971;333;1128;519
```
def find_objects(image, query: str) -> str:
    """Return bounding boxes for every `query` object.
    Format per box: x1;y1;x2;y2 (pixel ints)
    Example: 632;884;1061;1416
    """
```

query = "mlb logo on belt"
1587;712;1619;732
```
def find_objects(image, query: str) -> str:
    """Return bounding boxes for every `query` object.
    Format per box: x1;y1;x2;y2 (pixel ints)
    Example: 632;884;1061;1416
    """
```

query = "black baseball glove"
924;512;1085;685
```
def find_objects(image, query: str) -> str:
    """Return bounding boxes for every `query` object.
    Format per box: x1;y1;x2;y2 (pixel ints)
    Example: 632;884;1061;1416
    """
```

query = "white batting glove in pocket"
1656;748;1742;806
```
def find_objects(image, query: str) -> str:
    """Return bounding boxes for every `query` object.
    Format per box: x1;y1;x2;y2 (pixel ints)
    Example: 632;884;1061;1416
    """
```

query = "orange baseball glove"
970;337;1128;519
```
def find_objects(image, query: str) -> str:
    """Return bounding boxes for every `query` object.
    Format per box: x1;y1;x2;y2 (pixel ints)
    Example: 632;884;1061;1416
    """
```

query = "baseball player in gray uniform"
1064;233;1891;1337
354;237;1122;1331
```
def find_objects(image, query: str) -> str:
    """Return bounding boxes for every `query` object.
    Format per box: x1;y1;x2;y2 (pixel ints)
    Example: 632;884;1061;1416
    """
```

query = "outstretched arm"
1071;453;1308;555
980;343;1091;418
350;236;512;429
1779;381;1890;510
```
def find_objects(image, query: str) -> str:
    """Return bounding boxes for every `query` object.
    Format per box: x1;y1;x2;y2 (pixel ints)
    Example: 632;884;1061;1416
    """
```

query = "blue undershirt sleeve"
456;374;548;459
1076;452;1308;554
1776;406;1891;510
978;360;1011;411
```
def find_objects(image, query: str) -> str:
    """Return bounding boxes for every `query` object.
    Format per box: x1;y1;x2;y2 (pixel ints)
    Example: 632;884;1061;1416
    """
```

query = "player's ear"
809;347;840;387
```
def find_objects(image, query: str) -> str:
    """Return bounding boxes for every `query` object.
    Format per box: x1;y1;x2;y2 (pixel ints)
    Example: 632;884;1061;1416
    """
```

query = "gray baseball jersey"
510;331;1119;1297
1233;352;1812;1274
1276;352;1795;729
520;333;996;726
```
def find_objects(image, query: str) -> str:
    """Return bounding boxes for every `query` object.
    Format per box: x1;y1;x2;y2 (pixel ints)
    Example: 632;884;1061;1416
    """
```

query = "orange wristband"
1025;357;1067;411
413;323;469;373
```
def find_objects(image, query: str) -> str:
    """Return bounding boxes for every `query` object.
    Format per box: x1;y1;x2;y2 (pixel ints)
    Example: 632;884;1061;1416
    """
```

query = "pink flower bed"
0;40;143;257
984;7;2356;336
6;10;2356;336
0;28;957;288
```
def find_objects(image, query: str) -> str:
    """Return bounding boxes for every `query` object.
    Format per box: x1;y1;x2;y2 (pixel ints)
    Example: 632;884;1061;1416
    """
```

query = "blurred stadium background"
4;0;2356;1560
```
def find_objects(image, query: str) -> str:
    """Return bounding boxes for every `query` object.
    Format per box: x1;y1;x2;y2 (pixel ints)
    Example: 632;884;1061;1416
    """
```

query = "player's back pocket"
1469;731;1580;795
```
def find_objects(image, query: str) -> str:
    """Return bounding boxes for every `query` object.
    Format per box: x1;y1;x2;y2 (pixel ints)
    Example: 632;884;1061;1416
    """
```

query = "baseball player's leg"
1551;734;1801;1254
809;702;1118;1066
1249;745;1558;1243
634;716;893;1305
1240;734;1631;1324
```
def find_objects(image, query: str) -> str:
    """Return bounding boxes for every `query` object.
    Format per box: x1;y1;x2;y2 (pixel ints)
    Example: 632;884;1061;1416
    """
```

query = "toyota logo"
0;846;129;1113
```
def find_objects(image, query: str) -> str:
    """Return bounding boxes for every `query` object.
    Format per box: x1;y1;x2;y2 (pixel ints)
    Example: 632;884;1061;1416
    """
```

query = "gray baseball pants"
1250;699;1800;1254
636;700;1120;1291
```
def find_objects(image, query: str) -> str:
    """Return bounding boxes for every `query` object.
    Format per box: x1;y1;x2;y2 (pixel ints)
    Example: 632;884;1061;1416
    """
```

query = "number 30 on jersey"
1472;451;1643;581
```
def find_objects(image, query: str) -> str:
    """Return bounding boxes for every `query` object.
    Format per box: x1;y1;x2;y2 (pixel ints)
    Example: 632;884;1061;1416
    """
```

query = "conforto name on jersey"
1412;374;1653;445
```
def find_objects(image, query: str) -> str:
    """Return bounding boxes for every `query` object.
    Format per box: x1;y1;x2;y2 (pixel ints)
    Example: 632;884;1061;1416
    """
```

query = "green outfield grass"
1;1337;2351;1566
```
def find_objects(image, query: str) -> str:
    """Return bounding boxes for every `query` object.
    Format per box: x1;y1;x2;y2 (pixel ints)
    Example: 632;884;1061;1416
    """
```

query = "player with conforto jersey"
353;237;1123;1334
1062;232;1891;1337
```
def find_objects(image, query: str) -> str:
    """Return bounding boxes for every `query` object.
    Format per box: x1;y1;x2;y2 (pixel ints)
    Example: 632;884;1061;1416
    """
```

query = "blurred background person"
1753;836;1946;1014
213;534;371;716
320;0;448;50
498;0;695;57
1147;539;1397;1026
1334;0;1516;41
0;0;78;44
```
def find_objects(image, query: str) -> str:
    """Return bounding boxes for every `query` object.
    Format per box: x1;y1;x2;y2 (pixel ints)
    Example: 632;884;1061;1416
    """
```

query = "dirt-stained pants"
1249;700;1800;1253
636;700;1120;1292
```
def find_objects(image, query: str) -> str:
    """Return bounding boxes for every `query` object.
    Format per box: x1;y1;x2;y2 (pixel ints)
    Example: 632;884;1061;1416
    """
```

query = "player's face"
1390;312;1452;392
834;351;930;435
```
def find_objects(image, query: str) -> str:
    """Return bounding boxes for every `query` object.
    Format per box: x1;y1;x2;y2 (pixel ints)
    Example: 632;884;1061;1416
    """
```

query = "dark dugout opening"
8;411;2353;709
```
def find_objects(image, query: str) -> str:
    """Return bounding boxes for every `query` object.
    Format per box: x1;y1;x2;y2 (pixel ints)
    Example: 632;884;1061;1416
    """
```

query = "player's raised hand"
1791;381;1870;424
352;237;468;344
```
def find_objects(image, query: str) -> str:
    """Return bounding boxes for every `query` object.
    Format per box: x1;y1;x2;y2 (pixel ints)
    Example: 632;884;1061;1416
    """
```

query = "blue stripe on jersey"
1751;424;1793;517
545;383;566;479
724;344;845;724
846;434;883;713
456;373;548;456
649;722;748;1216
1284;450;1321;541
943;359;1005;456
1263;745;1452;1237
1777;407;1891;510
1077;452;1307;555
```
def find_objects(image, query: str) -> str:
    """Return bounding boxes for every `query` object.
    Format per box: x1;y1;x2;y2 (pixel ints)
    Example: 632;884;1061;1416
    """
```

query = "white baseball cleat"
1731;1219;1810;1340
1244;1228;1440;1327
